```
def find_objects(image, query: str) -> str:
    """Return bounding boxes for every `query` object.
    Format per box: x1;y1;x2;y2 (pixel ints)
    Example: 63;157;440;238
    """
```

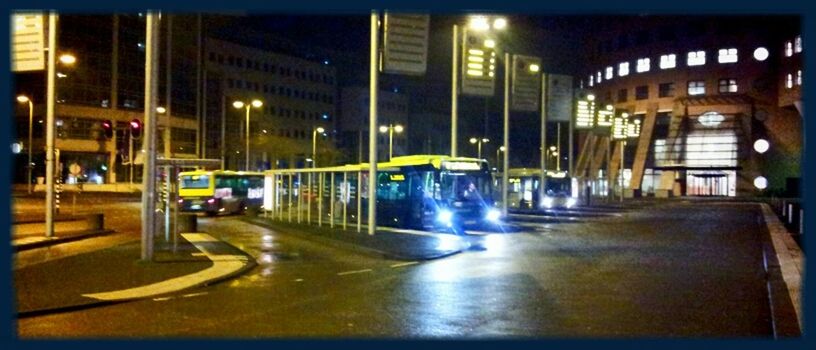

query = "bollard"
788;204;794;225
800;208;804;236
177;213;197;233
84;213;104;231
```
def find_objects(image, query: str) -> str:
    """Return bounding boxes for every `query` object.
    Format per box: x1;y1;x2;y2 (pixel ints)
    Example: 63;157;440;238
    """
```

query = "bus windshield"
440;171;492;202
180;175;211;189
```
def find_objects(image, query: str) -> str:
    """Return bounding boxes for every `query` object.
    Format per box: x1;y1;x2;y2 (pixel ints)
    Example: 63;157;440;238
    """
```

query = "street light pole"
17;96;34;194
45;12;58;238
451;24;459;157
312;127;324;168
502;52;510;216
245;105;250;170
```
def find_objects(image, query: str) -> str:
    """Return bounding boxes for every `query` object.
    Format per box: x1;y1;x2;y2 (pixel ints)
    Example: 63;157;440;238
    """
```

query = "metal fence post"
330;172;336;228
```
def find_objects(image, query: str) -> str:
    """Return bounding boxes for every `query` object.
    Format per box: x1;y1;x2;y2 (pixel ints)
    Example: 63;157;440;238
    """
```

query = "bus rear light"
207;198;216;204
178;199;184;204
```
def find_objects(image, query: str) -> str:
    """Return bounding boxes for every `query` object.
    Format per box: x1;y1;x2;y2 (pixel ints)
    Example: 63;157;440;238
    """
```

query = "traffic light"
101;119;113;139
130;119;142;140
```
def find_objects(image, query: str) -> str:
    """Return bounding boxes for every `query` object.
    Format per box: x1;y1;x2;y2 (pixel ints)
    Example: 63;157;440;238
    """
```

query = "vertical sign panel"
574;92;595;129
547;74;573;122
12;12;45;72
612;113;629;140
382;13;430;75
460;28;496;97
511;54;541;112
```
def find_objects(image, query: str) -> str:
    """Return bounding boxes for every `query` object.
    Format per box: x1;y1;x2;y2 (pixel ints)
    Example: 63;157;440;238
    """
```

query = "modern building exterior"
576;16;802;197
12;14;202;185
202;38;338;170
338;87;409;163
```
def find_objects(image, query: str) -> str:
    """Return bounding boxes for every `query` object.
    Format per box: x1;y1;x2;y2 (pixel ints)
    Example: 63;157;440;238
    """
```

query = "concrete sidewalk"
244;216;474;261
14;233;256;317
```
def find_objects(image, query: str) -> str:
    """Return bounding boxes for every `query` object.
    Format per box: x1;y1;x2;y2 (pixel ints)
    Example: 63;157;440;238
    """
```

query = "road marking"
337;269;372;276
390;261;418;268
182;292;208;298
294;278;304;282
83;233;249;301
152;297;173;302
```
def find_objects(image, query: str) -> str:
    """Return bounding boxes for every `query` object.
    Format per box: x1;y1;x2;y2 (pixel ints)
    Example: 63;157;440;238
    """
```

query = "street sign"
612;112;629;140
574;93;596;129
511;54;541;112
382;13;430;76
460;28;497;97
546;74;574;122
595;104;614;135
627;116;642;138
12;12;45;72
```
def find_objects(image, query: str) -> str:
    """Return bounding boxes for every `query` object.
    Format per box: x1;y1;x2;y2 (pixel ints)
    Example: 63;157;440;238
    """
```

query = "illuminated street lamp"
58;53;76;65
16;95;34;194
469;137;490;159
379;124;404;160
312;126;326;168
497;145;506;172
233;99;263;171
548;145;560;172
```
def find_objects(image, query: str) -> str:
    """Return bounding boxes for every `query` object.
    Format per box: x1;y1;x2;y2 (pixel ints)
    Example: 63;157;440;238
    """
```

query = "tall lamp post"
233;99;263;171
379;123;403;160
496;146;506;172
548;145;560;172
469;137;490;159
17;95;34;194
312;126;325;168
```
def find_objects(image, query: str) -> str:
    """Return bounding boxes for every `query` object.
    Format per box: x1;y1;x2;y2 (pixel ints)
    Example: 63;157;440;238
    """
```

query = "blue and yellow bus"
178;170;264;216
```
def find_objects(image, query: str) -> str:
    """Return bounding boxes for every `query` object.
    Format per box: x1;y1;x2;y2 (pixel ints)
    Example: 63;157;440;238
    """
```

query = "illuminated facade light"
753;139;770;153
718;48;738;63
468;56;484;63
596;71;602;83
687;50;706;66
484;39;496;48
753;176;768;190
797;70;802;86
660;54;676;69
468;16;490;31
589;75;594;87
605;66;613;80
529;64;540;73
785;41;793;57
468;49;484;56
795;35;802;53
753;47;769;61
786;74;793;89
493;18;507;30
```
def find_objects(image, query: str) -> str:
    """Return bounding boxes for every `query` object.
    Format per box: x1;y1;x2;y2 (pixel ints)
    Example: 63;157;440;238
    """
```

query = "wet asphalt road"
16;200;774;338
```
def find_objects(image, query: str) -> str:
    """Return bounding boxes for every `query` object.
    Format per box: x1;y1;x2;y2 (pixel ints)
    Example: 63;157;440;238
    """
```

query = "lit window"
796;70;802;86
753;47;769;61
660;54;676;69
688;80;705;95
618;62;630;76
795;35;802;53
785;74;793;89
636;58;650;73
785;41;793;57
687;50;706;66
597;71;602;83
718;79;738;93
605;66;613;80
589;75;594;87
718;48;738;63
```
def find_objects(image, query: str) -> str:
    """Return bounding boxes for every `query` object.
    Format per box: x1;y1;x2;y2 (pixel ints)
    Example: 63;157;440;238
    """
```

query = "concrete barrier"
177;214;197;233
85;213;104;231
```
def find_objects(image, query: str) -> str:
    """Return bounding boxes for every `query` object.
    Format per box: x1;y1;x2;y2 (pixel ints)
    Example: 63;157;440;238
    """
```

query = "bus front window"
440;171;492;202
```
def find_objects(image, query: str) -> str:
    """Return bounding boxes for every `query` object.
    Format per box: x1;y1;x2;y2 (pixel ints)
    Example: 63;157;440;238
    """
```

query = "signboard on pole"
382;13;430;75
460;28;497;97
574;92;596;129
595;104;614;134
612;112;629;140
546;74;573;122
12;12;45;72
511;54;541;112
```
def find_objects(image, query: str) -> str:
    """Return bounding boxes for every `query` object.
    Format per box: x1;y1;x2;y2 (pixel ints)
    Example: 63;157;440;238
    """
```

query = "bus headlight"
566;197;577;208
486;208;501;222
542;196;554;209
437;209;454;226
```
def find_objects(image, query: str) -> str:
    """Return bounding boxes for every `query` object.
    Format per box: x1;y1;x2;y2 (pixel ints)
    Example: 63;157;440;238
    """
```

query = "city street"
16;198;784;338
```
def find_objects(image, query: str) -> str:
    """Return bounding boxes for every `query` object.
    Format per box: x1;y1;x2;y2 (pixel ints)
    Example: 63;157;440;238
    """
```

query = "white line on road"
336;269;372;276
390;261;418;268
182;292;209;298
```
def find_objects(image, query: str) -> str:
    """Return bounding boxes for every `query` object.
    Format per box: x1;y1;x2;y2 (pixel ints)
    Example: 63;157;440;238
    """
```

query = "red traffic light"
130;119;143;140
101;119;113;139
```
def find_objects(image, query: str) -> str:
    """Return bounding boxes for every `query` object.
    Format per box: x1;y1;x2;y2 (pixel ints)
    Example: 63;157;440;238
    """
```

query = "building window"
660;54;676;69
687;50;706;66
795;35;802;53
718;48;738;63
635;85;649;100
589;75;594;87
658;82;675;97
617;88;628;102
208;52;216;62
797;70;802;86
785;41;793;57
597;71;602;83
618;62;630;77
785;74;793;88
718;79;738;93
636;58;650;73
688;81;705;95
605;66;613;80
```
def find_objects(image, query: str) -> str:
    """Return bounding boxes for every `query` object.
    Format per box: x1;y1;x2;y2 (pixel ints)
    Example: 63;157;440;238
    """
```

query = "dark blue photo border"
1;0;812;349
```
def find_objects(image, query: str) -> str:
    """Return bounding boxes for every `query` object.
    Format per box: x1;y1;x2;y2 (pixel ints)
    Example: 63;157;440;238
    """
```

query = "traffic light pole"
141;11;160;261
450;24;459;158
45;12;58;238
367;11;379;236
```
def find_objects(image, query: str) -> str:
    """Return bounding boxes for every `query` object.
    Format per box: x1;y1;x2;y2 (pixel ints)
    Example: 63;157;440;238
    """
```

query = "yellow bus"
178;170;264;216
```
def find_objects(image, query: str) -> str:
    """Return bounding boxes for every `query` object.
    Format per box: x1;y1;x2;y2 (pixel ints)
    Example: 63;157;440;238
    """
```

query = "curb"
758;203;803;337
13;229;115;252
243;217;463;261
16;234;257;318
